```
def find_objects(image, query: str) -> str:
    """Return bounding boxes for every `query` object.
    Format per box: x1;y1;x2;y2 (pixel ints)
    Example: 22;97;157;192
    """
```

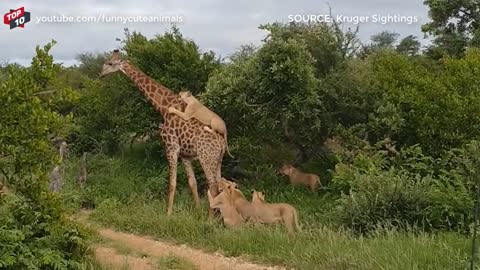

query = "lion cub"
168;91;232;157
279;164;321;191
207;189;244;228
251;190;301;235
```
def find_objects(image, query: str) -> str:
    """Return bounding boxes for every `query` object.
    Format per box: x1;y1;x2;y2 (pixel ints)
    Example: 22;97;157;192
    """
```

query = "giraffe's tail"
224;132;234;158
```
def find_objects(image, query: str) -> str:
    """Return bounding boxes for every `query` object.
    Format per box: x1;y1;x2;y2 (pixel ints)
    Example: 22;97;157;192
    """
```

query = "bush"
332;143;475;233
0;191;88;269
0;41;89;268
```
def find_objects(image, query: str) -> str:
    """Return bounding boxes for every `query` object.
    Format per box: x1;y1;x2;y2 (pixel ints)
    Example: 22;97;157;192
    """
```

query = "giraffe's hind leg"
166;146;180;216
198;148;223;220
182;158;200;209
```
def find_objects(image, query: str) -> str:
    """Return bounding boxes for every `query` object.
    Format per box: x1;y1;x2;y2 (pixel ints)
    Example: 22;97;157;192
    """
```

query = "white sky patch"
0;0;429;66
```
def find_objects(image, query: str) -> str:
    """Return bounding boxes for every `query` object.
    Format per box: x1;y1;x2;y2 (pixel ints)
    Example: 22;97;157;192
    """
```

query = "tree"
371;31;399;49
423;0;480;57
0;41;87;269
396;35;421;56
204;28;327;165
359;31;400;58
123;26;220;95
76;52;107;79
72;27;221;153
363;49;480;156
260;22;361;77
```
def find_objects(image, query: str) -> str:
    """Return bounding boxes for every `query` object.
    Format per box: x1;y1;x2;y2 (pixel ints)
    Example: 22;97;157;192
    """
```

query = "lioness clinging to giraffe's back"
168;91;233;157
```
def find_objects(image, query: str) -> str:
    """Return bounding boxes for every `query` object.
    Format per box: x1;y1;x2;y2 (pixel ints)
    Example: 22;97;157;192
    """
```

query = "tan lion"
218;177;237;192
218;178;257;222
168;91;232;157
251;190;301;235
207;189;244;228
279;164;321;191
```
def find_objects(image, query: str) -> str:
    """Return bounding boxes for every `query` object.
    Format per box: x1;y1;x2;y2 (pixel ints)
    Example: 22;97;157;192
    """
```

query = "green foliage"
74;153;170;205
72;27;220;153
423;0;480;57
260;22;361;77
0;192;88;269
332;143;476;232
0;41;88;269
73;73;159;153
123;26;220;95
370;31;399;49
205;23;337;164
396;35;421;56
362;49;480;156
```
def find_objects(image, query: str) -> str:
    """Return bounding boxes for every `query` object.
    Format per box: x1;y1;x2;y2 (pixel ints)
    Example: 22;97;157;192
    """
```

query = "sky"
0;0;430;66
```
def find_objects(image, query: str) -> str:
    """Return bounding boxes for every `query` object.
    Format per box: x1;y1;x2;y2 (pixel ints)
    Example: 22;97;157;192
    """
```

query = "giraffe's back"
160;116;225;159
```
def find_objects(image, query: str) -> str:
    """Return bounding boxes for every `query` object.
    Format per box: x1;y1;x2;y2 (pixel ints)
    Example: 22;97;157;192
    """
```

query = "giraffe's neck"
120;61;179;117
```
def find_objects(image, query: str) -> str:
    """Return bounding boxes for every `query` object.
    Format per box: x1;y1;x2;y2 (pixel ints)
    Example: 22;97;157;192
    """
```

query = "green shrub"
332;144;475;232
0;192;88;269
0;41;89;268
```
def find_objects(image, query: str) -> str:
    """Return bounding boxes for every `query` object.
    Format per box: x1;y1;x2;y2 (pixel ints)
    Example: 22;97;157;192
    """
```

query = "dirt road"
78;212;287;270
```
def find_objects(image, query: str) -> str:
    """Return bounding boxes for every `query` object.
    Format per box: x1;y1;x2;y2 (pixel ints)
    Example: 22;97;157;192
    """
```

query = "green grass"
90;196;469;270
83;256;124;270
64;148;472;270
156;255;198;270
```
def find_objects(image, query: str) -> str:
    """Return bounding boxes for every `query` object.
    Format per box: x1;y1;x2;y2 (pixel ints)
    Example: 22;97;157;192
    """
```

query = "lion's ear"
251;189;255;194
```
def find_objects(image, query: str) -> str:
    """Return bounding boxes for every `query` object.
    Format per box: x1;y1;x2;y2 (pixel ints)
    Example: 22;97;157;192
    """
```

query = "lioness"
251;190;301;235
168;91;232;157
207;189;244;228
217;178;256;221
279;164;321;191
218;177;237;192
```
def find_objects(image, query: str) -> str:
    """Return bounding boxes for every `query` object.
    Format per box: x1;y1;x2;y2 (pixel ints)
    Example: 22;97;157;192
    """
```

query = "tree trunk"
282;116;309;165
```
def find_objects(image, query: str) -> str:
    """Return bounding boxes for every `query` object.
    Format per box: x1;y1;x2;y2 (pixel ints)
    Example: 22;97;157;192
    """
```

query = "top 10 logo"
3;7;31;29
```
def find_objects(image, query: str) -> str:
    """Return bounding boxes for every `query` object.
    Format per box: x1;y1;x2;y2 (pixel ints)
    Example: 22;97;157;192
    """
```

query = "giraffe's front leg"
182;158;200;209
166;146;180;216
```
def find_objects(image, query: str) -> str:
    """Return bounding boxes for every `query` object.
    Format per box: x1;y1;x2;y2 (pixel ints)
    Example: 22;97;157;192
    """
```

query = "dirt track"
78;212;287;270
95;227;286;270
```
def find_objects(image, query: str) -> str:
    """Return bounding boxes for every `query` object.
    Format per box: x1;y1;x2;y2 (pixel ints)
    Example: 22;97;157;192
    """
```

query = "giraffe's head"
100;50;124;77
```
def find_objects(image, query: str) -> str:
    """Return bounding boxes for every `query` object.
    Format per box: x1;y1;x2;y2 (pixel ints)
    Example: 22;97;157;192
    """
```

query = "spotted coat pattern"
119;61;225;216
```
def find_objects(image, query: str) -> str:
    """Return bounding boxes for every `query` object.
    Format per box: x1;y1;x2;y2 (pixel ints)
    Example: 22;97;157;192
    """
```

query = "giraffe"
100;50;225;217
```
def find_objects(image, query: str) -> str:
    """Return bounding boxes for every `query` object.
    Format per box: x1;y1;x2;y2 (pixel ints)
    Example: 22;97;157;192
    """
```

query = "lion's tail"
293;208;302;232
315;175;321;188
